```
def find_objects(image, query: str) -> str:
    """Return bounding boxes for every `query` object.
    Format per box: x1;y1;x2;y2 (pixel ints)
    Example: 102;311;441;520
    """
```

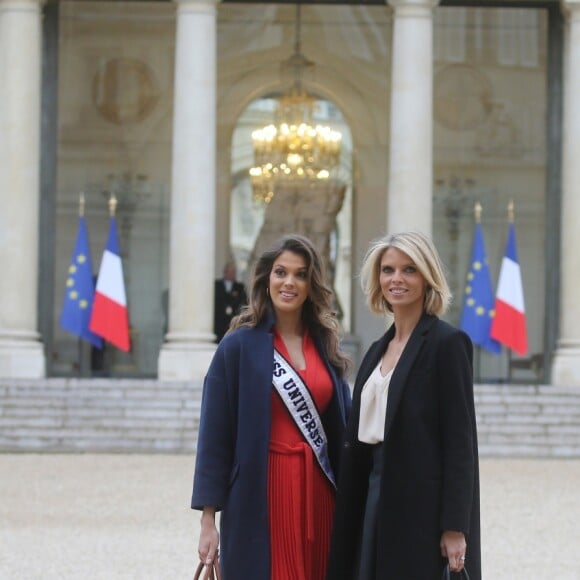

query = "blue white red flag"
60;217;103;348
460;223;501;353
89;217;131;352
490;223;528;355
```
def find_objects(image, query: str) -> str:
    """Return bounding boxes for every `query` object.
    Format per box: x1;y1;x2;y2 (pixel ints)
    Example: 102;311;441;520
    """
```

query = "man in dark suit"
214;261;247;342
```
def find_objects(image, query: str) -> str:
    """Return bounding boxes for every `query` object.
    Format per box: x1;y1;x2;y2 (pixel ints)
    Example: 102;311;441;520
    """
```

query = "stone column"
158;0;217;379
0;0;45;378
552;0;580;385
387;0;438;235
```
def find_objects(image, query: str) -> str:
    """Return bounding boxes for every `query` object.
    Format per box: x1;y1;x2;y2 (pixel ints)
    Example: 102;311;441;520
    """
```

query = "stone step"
0;378;202;453
0;426;197;440
478;444;580;458
0;413;199;429
1;380;580;456
474;384;580;457
0;436;194;453
1;406;199;418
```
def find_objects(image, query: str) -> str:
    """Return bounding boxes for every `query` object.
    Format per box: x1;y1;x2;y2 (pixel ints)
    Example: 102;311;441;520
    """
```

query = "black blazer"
327;313;481;580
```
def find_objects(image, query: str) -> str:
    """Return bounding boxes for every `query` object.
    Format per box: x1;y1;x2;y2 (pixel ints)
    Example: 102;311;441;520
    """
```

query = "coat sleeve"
191;341;236;511
436;329;476;534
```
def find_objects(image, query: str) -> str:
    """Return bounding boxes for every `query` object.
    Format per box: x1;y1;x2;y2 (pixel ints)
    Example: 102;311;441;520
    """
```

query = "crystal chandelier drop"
249;6;342;204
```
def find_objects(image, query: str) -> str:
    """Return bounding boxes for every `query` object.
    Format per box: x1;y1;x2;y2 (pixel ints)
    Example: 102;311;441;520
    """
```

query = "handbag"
441;563;470;580
193;559;222;580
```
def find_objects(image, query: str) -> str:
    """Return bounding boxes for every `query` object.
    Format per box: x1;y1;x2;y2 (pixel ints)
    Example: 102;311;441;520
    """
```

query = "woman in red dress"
269;328;336;579
192;234;351;580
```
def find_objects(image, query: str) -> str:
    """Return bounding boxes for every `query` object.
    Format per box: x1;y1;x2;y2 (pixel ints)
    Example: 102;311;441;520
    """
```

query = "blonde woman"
327;231;480;580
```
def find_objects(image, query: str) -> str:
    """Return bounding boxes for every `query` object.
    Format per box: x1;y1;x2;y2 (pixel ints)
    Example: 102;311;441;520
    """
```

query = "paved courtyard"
0;454;579;579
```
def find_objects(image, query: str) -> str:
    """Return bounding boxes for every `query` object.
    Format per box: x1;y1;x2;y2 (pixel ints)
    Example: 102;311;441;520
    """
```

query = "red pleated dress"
269;330;335;580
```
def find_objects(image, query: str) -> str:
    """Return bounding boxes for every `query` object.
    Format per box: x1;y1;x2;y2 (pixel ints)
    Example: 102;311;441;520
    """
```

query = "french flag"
89;217;131;352
490;222;528;356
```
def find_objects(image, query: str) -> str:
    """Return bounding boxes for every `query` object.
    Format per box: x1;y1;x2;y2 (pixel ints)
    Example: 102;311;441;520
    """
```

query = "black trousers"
356;444;383;580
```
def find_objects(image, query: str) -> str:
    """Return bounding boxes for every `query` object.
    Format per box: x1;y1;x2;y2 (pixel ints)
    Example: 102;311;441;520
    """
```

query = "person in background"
192;234;352;580
327;231;481;580
213;261;247;342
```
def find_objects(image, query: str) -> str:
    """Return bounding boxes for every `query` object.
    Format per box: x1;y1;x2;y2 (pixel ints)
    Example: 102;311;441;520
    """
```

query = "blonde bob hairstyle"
360;231;451;317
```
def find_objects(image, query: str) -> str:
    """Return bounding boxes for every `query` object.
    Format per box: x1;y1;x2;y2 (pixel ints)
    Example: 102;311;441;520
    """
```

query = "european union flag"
60;216;103;348
460;223;501;354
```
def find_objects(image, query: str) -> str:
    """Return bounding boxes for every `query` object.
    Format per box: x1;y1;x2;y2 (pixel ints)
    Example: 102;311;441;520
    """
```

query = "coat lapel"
356;328;393;391
312;333;349;422
344;327;393;441
383;314;437;441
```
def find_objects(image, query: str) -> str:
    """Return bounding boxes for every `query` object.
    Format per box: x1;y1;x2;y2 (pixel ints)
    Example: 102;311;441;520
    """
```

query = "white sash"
272;349;336;489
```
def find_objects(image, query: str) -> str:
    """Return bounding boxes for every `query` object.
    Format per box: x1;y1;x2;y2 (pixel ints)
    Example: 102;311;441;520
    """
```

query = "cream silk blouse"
357;360;393;444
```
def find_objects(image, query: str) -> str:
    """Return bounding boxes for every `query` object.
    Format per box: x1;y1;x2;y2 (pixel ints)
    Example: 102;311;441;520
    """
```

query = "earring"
266;287;270;297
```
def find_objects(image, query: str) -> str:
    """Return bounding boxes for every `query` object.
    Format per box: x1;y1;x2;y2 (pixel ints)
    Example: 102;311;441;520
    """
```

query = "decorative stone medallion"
92;58;160;125
434;64;493;131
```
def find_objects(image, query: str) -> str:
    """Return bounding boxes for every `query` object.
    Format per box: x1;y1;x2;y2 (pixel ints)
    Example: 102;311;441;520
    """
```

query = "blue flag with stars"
60;216;103;348
460;223;501;353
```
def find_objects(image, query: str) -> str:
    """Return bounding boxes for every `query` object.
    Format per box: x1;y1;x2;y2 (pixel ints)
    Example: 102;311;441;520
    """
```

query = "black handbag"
441;563;470;580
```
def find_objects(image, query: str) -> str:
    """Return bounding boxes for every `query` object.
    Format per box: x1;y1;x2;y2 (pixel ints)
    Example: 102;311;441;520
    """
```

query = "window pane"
433;7;548;382
53;2;174;376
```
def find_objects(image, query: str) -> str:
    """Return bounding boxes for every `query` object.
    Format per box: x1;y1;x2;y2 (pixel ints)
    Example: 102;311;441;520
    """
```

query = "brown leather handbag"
193;560;222;580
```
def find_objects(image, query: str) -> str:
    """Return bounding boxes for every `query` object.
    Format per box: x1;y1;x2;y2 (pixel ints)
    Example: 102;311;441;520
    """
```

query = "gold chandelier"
249;6;342;204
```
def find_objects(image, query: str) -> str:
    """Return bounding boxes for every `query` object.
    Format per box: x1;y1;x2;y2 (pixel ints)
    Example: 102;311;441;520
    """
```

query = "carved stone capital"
0;0;45;13
562;0;580;18
387;0;439;18
173;0;220;14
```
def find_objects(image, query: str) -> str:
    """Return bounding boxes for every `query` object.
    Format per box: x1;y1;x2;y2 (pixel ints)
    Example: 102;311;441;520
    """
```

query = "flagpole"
77;193;84;377
90;191;131;354
107;191;117;371
506;200;514;382
473;202;482;382
460;200;501;378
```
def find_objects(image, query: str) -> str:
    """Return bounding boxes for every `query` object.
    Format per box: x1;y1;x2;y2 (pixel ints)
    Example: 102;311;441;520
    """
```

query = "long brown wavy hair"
230;234;350;375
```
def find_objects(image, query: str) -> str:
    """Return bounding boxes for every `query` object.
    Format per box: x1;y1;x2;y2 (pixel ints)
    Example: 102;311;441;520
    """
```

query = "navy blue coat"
327;314;481;580
191;316;352;580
